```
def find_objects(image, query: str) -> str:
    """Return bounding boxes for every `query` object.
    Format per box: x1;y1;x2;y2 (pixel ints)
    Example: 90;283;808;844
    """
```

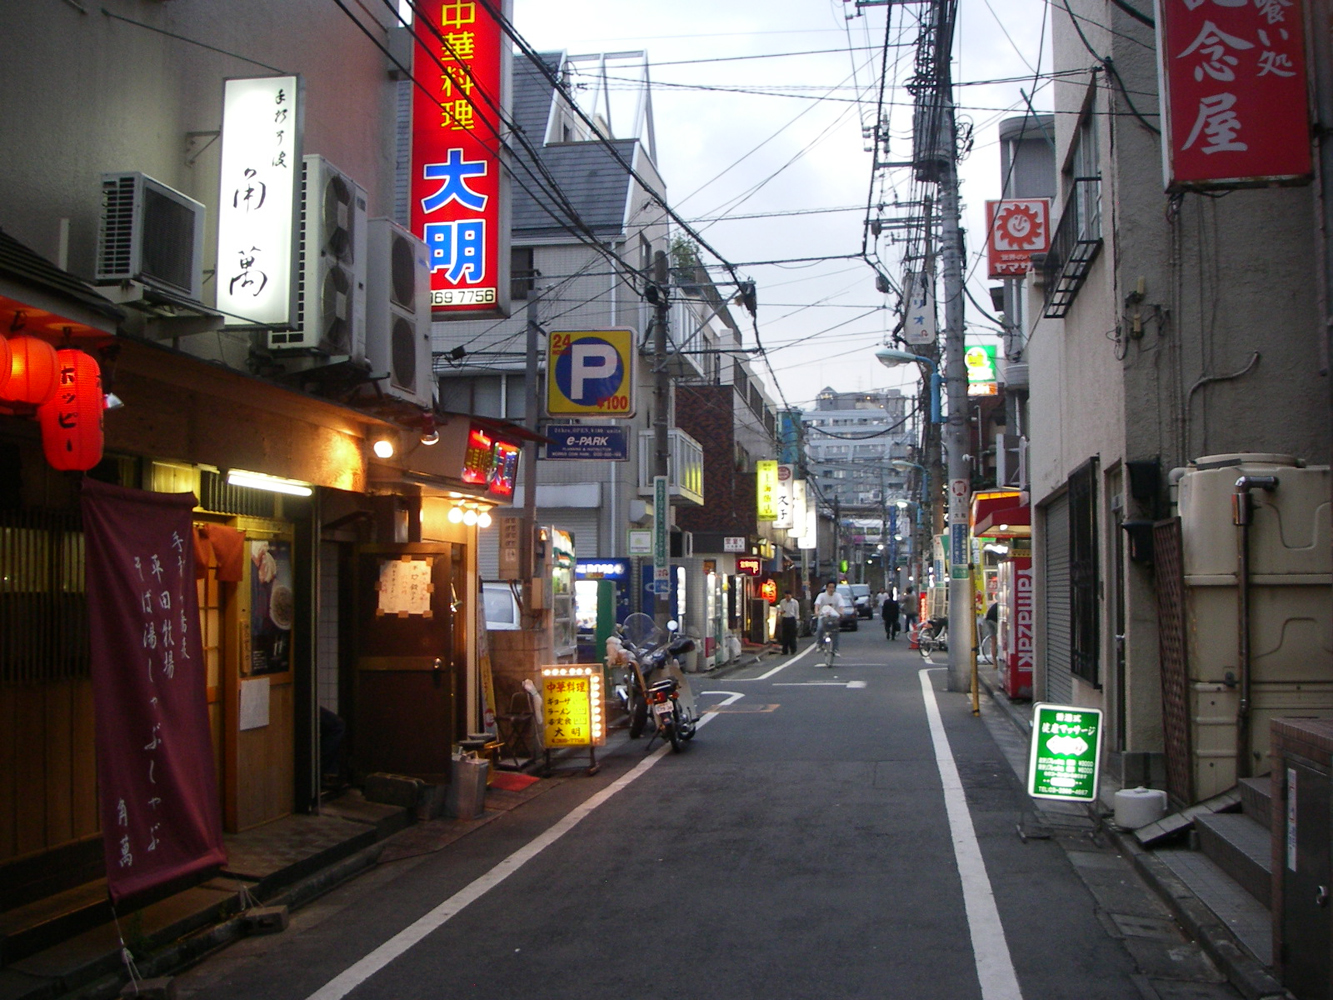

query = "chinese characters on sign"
540;666;605;747
217;76;302;326
1027;704;1104;802
376;557;435;618
410;0;510;314
1157;0;1311;189
772;463;795;529
81;481;226;903
985;199;1051;278
756;460;778;521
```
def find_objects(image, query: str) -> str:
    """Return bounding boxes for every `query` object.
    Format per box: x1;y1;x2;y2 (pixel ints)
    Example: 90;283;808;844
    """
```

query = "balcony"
637;428;705;505
1041;177;1103;319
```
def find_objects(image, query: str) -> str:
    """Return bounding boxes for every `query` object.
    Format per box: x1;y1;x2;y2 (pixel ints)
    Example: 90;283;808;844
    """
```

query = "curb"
1111;831;1290;1000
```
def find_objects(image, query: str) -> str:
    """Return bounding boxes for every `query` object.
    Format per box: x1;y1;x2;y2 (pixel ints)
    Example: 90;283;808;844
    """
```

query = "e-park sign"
411;0;510;315
547;329;635;416
1156;0;1311;190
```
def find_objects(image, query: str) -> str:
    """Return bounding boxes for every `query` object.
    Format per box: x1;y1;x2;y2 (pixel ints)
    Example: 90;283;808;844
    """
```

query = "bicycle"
917;617;948;657
815;615;837;667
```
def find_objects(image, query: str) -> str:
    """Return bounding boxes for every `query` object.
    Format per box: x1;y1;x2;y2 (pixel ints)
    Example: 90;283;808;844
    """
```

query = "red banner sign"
985;200;1051;278
1157;0;1311;189
82;481;226;903
411;0;509;315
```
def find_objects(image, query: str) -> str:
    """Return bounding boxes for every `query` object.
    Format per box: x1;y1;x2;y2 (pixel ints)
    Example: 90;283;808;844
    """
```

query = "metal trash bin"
446;753;489;820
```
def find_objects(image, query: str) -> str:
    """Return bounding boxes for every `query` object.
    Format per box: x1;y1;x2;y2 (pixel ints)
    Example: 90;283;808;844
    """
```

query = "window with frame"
1069;459;1100;687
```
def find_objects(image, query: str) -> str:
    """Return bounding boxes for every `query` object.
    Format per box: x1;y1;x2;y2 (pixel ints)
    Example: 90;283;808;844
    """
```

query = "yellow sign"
546;328;636;416
756;460;778;521
540;666;606;747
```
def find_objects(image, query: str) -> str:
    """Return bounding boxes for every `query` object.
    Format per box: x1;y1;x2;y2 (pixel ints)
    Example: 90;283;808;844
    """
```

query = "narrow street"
176;630;1238;1000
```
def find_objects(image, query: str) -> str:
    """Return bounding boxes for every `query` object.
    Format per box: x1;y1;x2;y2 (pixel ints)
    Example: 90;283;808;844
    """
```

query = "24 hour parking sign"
546;329;635;417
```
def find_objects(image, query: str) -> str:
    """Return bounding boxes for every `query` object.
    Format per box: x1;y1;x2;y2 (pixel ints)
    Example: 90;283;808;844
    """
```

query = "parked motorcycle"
610;613;700;752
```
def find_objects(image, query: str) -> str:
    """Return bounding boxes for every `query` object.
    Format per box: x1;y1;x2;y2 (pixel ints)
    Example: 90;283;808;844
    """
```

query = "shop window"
0;511;89;683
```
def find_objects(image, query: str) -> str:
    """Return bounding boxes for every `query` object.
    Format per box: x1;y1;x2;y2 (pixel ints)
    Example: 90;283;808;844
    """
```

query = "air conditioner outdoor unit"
269;155;367;358
365;218;433;408
96;172;206;302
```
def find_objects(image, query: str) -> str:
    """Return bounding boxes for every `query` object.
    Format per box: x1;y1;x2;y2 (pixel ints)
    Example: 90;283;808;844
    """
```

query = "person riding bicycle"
813;581;846;660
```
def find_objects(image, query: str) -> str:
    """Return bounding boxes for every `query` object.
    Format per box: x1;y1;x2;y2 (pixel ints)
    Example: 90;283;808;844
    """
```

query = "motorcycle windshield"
621;612;664;651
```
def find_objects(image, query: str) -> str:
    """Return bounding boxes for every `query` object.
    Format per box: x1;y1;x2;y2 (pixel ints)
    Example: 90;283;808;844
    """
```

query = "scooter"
611;613;700;752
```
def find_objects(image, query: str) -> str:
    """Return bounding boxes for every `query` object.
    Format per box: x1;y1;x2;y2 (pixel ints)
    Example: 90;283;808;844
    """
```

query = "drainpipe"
1232;474;1278;779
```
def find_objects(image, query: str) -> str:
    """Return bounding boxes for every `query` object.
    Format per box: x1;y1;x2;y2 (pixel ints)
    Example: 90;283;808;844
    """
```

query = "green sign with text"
1027;703;1103;802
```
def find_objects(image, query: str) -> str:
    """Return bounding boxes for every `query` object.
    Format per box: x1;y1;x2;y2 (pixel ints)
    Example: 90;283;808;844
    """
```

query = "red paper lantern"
0;337;10;396
2;335;59;405
38;349;104;471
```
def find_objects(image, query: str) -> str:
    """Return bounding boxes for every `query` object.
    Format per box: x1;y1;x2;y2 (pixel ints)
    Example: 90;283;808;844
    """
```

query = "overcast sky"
510;0;1050;413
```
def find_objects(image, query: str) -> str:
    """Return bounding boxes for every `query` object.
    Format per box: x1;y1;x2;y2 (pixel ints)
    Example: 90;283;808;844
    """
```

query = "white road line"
772;680;867;688
701;691;746;707
754;642;815;678
918;668;1024;1000
305;707;724;1000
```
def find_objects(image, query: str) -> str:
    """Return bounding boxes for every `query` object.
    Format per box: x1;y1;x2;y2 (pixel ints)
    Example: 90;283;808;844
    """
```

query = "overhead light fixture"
477;511;492;528
420;411;439;446
372;437;395;459
462;509;478;526
448;506;464;523
227;469;313;497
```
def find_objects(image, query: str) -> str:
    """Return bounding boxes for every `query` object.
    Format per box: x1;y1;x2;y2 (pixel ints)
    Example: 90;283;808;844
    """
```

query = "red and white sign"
1157;0;1311;190
411;0;510;315
985;200;1051;278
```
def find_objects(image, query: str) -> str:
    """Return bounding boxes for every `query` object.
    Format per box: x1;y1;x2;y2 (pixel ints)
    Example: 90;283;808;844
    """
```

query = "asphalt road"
176;627;1240;1000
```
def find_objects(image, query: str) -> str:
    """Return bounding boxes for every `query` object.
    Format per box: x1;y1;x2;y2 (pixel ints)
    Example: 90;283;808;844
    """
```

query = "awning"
973;504;1031;538
0;228;124;340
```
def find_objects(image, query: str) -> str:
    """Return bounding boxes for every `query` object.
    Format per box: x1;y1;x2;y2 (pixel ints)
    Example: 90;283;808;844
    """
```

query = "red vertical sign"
1157;0;1312;189
410;0;507;315
82;481;226;903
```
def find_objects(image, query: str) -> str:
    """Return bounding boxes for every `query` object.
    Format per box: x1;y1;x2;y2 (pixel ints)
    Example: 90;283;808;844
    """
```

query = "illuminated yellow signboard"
540;665;605;747
756;460;778;521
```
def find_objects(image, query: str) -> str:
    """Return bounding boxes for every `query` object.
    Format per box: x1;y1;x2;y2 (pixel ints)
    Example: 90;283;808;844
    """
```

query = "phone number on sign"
432;287;497;306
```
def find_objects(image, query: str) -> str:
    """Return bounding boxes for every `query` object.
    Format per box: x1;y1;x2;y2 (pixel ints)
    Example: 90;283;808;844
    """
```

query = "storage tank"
1176;454;1331;800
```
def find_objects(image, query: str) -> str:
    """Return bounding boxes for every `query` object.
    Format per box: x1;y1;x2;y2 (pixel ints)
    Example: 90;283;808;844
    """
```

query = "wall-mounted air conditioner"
269;155;367;359
365;218;433;408
96;172;206;302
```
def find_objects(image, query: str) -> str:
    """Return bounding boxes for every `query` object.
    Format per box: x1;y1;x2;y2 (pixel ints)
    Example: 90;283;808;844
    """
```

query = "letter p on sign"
547;328;635;416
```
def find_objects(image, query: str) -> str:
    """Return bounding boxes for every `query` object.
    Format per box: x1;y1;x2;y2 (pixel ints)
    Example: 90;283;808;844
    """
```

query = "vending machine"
995;556;1033;699
575;559;631;662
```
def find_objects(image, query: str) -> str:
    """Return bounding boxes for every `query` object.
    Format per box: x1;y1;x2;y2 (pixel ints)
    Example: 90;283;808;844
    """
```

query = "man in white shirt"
777;590;800;654
813;581;846;659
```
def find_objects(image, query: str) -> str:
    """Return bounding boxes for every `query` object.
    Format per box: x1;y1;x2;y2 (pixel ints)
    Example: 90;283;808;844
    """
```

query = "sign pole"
523;294;540;615
651;250;671;626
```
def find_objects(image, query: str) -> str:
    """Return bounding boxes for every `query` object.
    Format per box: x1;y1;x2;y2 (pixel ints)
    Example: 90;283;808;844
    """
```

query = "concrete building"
1025;1;1330;796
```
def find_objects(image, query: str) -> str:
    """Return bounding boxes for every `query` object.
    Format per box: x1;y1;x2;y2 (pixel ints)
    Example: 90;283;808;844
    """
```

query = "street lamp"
875;347;943;424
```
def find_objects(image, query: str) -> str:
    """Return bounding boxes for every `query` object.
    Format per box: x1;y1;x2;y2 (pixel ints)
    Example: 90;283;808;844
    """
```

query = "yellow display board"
540;666;606;747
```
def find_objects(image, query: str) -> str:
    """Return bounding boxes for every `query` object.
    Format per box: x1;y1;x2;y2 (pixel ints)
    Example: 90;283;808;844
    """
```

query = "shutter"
1044;494;1073;704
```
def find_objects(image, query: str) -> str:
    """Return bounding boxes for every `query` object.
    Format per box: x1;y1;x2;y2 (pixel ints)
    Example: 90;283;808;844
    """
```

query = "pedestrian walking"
901;587;919;640
777;590;800;655
882;591;900;640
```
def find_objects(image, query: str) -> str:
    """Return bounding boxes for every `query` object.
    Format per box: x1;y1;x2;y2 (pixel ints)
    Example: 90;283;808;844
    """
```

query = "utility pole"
939;105;974;695
523;295;541;616
651;250;671;625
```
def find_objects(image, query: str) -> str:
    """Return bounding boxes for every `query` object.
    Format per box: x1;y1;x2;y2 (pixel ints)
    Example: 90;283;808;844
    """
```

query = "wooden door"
352;543;465;783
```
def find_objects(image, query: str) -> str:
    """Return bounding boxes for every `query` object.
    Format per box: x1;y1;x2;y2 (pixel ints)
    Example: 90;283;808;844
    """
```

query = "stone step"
0;878;110;968
1194;811;1272;908
1238;775;1272;830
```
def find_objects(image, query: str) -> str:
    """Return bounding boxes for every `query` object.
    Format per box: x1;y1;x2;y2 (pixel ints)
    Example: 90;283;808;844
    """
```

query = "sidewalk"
974;663;1291;1000
0;770;571;1000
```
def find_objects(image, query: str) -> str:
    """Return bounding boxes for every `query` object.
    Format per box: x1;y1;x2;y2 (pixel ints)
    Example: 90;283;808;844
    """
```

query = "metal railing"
1041;177;1103;319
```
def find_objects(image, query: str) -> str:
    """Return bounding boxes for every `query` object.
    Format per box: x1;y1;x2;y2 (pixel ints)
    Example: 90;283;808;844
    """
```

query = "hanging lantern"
0;337;10;397
37;349;104;471
2;335;59;406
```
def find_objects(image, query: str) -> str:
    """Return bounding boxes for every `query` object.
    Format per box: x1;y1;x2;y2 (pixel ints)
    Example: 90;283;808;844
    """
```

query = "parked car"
850;583;873;619
811;584;859;633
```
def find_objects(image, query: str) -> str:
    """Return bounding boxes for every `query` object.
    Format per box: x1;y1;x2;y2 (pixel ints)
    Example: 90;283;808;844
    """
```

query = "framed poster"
249;539;294;675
